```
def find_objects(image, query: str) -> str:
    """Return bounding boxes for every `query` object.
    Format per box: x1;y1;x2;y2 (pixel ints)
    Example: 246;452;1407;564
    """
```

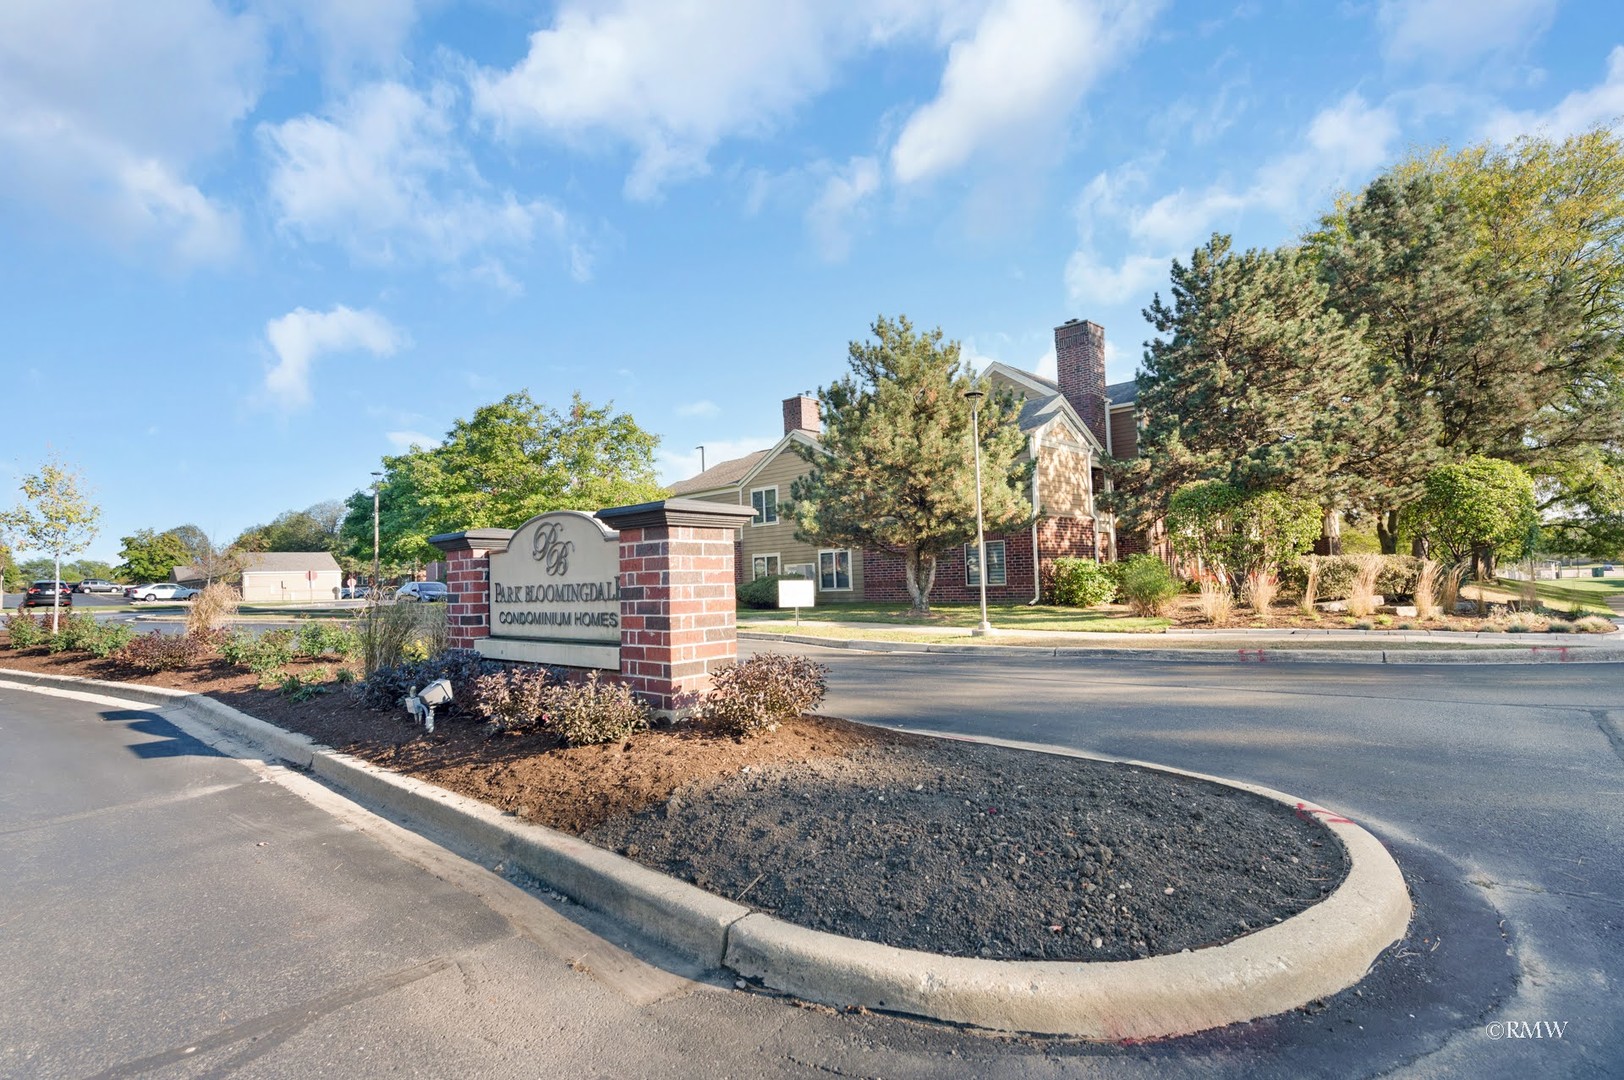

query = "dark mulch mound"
0;644;1349;962
585;738;1349;962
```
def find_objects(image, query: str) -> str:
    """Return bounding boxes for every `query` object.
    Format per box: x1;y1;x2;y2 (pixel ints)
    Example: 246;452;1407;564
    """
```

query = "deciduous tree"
1;457;102;631
789;315;1031;613
1407;456;1538;579
116;529;193;584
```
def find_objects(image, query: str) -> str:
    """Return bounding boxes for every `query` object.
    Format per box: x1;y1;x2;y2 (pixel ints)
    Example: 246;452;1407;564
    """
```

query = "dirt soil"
0;643;1349;963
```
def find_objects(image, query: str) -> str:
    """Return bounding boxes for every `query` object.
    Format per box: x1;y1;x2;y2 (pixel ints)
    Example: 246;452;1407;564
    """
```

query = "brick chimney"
782;394;820;436
1054;319;1107;447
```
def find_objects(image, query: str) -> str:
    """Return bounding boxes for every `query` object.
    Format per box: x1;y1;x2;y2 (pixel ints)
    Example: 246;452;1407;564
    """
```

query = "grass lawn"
1466;576;1624;615
740;625;1515;649
738;600;1170;633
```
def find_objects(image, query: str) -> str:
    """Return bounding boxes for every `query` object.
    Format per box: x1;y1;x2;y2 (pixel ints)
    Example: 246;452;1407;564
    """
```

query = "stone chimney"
783;394;820;436
1054;319;1107;447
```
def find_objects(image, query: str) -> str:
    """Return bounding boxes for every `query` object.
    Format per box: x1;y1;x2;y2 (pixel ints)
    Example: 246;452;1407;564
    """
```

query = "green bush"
119;631;208;672
737;573;806;610
47;613;100;653
4;611;46;649
1046;558;1117;607
294;621;360;660
470;666;554;732
543;672;651;746
1117;555;1179;617
1280;554;1424;601
696;653;829;737
219;628;296;674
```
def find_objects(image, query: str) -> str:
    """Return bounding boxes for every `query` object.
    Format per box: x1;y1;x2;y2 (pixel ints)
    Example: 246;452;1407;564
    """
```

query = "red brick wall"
1056;319;1108;449
443;548;493;650
862;530;1038;603
616;523;740;713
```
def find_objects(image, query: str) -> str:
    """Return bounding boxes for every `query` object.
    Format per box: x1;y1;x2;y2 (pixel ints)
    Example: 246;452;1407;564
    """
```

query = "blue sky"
2;0;1620;565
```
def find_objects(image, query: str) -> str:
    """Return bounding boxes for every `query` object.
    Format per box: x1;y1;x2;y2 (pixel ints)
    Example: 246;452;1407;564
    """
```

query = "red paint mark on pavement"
1238;649;1267;662
1295;801;1353;825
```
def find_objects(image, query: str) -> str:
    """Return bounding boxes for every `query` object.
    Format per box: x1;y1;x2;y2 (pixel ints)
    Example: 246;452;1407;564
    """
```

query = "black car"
22;581;73;608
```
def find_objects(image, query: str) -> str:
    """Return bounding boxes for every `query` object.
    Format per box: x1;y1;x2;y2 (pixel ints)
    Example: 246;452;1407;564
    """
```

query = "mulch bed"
0;642;1349;963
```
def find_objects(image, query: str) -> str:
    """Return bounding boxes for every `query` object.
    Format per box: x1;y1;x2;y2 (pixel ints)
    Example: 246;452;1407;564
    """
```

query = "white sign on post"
480;510;621;669
777;578;814;625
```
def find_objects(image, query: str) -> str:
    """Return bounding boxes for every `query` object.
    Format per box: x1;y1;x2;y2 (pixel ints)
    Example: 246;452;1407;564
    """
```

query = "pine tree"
789;316;1031;613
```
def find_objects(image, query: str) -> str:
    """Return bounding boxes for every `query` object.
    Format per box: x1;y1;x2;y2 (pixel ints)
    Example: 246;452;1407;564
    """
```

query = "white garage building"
237;552;344;602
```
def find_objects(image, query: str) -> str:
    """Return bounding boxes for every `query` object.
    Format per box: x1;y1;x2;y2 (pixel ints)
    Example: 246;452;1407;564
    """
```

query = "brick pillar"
597;499;757;716
428;528;513;651
1055;318;1108;449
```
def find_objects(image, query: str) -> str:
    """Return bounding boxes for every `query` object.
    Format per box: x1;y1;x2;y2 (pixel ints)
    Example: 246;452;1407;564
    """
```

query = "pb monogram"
532;521;574;577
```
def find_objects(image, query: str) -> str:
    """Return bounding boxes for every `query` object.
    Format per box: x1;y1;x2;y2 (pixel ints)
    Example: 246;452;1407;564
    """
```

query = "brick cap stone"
429;528;515;554
597;498;758;531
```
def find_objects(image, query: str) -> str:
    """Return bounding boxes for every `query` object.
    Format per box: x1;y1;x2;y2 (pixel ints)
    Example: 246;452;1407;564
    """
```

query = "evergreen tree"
789;315;1031;613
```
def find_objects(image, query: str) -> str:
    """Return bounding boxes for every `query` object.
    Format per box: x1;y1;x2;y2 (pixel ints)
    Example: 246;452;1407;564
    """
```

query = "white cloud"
263;306;405;410
1378;0;1557;67
1482;45;1624;143
806;156;883;261
386;429;441;451
262;81;571;282
269;0;420;83
659;436;781;487
676;400;721;418
891;0;1161;186
1034;346;1058;381
0;0;262;263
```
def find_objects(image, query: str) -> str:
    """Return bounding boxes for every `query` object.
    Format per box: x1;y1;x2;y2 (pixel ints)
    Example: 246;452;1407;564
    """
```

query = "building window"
965;540;1007;587
751;554;781;580
819;549;852;591
784;562;815;581
750;486;778;525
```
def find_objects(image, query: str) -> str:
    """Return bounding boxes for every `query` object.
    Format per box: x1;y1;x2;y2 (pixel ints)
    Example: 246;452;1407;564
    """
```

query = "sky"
2;0;1621;565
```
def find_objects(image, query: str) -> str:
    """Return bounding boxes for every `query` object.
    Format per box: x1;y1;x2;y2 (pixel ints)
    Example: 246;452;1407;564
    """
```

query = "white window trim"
818;548;854;592
965;540;1008;587
751;553;782;580
750;485;779;526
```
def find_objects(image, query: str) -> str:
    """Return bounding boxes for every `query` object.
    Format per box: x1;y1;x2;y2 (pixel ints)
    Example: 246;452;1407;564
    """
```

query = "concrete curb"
1;668;1411;1039
741;630;1624;665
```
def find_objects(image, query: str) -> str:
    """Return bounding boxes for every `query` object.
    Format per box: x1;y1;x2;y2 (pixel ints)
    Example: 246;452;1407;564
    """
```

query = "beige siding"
1038;439;1092;517
717;447;866;598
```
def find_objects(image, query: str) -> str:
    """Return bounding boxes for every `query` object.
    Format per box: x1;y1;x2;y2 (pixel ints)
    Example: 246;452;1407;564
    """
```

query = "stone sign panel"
477;510;620;669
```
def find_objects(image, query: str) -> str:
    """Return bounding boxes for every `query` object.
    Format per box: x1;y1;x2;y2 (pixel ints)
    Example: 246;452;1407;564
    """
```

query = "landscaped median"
0;666;1412;1040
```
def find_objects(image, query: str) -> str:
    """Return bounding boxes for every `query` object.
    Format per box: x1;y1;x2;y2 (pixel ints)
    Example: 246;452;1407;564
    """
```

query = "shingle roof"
239;552;342;574
667;448;774;495
1106;378;1139;406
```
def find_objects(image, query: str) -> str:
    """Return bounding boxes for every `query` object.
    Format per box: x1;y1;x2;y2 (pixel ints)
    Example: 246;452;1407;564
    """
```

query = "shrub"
737;574;806;610
1414;560;1441;619
4;611;46;649
186;581;239;636
1047;558;1117;607
1298;557;1320;616
359;599;445;674
279;671;328;702
360;650;502;717
119;631;207;672
1439;563;1466;615
1117;555;1179;617
543;672;651;746
1347;555;1382;619
47;612;101;653
294;620;359;660
1196;578;1232;625
469;666;554;732
83;621;135;659
242;629;296;674
1502;612;1548;633
696;652;829;737
1573;615;1616;634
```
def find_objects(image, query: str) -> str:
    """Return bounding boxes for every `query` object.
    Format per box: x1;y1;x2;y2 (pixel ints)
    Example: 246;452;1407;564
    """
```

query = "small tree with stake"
2;458;102;633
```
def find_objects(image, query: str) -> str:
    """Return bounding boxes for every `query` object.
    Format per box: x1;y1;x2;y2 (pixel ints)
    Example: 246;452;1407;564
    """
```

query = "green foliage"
1279;554;1421;600
1165;481;1321;587
218;628;298;674
119;631;207;672
1;457;101;631
1117;555;1180;616
4;611;46;649
790;315;1031;613
543;672;651;746
82;621;136;659
46;612;101;654
1409;456;1538;567
1046;558;1117;607
235;502;345;553
340;392;666;567
737;573;806;610
696;653;829;737
1134;236;1384;521
278;671;327;703
116;528;193;583
469;666;554;732
293;620;359;660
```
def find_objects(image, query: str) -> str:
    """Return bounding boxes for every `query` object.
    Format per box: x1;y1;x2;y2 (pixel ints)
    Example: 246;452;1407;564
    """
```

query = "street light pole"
965;388;993;636
371;471;382;596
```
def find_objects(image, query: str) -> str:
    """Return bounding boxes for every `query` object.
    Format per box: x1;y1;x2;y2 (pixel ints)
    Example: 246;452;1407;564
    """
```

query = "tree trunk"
1376;509;1401;555
1316;508;1342;556
1474;545;1496;582
1411;536;1429;558
904;550;937;614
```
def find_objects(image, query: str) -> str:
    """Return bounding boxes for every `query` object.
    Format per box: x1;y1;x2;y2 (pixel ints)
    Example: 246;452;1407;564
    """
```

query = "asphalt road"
2;655;1620;1078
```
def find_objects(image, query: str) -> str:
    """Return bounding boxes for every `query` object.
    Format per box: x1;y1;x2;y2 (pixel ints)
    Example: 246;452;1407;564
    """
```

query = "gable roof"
239;551;342;574
668;448;773;495
1106;378;1139;406
983;362;1104;453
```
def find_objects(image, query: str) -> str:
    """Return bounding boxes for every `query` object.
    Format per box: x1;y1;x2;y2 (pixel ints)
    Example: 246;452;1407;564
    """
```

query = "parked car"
340;586;372;599
395;581;449;602
128;583;200;602
73;578;123;594
21;581;73;608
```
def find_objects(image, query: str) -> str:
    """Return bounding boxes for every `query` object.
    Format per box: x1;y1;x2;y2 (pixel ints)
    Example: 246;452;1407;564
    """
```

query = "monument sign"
477;510;621;669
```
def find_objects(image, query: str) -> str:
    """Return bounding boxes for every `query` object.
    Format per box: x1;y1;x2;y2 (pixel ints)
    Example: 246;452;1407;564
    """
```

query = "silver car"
394;581;449;602
129;583;199;602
